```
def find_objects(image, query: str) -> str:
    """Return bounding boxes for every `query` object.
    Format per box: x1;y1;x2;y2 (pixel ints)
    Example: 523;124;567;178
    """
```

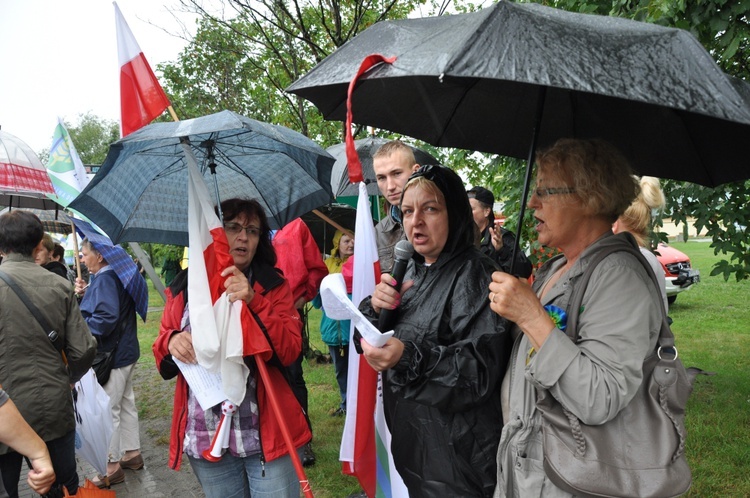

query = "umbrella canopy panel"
0;129;55;197
301;203;359;255
327;137;440;197
0;207;74;234
287;1;750;187
70;111;335;246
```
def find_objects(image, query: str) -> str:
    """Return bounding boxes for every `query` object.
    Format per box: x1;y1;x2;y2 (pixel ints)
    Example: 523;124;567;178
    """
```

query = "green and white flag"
45;118;90;207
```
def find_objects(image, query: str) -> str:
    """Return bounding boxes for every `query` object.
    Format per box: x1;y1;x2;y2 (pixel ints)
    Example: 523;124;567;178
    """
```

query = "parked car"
655;243;700;304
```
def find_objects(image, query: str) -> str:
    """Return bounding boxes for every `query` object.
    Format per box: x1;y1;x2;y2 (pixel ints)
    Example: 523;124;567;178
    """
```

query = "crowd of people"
0;137;673;498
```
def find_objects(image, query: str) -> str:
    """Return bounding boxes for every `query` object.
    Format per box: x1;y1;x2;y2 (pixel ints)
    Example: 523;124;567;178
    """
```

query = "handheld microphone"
378;240;414;332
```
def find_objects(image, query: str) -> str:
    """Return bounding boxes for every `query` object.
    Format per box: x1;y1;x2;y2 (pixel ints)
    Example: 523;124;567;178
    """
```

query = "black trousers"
0;429;78;498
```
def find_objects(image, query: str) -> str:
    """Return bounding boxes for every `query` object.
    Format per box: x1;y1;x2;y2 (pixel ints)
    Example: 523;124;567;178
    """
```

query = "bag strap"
565;233;675;350
0;269;63;352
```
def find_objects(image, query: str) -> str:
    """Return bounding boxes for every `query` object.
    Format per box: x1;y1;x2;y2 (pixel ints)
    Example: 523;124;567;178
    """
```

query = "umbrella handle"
254;356;313;498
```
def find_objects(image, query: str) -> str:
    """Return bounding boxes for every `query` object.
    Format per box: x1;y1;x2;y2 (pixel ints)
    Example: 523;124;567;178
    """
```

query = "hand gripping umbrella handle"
254;356;313;497
202;400;237;462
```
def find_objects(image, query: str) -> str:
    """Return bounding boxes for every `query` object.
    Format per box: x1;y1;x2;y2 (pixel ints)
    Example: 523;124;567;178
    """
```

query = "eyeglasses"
532;187;576;199
224;222;261;237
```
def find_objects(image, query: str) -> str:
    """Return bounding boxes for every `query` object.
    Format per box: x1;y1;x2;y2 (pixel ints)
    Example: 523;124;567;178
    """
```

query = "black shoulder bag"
536;235;701;498
0;270;67;365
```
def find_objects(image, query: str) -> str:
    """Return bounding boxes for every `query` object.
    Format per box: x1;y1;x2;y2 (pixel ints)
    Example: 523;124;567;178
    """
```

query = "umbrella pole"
511;87;547;277
254;356;313;497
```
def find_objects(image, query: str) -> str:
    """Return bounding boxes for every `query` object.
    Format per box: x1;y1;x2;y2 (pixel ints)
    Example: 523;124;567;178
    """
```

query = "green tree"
161;0;429;145
64;112;119;165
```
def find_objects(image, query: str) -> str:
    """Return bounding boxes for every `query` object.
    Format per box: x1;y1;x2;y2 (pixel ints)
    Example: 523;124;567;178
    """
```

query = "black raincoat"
361;165;511;497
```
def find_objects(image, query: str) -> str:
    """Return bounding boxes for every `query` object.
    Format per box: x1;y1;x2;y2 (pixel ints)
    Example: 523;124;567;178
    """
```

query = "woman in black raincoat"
360;164;511;497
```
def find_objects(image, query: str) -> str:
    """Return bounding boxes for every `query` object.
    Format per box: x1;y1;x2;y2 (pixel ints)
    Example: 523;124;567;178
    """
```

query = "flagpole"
312;209;354;239
254;358;314;498
70;220;82;280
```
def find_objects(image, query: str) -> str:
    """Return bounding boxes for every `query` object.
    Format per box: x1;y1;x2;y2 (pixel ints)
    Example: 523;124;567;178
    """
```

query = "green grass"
133;245;750;496
667;242;750;496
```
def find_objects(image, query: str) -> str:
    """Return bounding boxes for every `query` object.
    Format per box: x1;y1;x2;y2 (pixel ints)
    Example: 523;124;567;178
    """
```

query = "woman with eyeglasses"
153;198;310;498
359;164;512;497
488;139;663;497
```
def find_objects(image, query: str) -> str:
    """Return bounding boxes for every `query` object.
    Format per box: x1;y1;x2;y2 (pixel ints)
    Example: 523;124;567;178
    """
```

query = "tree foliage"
158;0;749;279
64;112;119;165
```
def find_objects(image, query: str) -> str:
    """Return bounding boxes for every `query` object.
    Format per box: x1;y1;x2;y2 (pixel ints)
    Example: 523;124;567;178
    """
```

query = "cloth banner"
337;181;407;497
45;118;90;207
114;1;170;137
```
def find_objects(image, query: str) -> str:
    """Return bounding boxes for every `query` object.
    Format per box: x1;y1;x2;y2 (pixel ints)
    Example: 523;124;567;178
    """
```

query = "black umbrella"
69;110;335;246
301;203;358;255
287;0;750;188
327;137;440;197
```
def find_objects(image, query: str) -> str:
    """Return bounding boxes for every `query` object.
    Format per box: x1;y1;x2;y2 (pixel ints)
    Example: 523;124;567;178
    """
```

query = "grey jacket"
494;232;662;497
0;254;96;452
375;211;405;274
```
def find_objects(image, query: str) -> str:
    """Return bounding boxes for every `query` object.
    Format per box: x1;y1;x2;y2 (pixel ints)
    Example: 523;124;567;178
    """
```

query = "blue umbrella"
74;218;148;321
69;110;335;246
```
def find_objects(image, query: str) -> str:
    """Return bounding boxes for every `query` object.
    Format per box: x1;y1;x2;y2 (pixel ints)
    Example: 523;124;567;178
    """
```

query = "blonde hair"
41;233;55;252
372;140;416;164
618;176;665;246
536;139;639;223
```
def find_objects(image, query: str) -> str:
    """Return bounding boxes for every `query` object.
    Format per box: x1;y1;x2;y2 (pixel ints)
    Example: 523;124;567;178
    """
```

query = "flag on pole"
114;1;171;137
45;118;90;207
340;182;407;498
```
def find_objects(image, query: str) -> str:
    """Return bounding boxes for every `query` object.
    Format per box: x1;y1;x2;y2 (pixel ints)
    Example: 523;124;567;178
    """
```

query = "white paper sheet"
320;273;393;348
174;358;226;410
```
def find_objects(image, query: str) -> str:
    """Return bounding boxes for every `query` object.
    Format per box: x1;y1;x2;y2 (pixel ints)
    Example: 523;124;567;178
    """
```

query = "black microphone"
378;240;414;332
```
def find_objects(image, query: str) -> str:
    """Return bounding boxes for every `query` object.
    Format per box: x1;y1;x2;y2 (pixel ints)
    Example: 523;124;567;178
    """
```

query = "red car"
655;243;700;304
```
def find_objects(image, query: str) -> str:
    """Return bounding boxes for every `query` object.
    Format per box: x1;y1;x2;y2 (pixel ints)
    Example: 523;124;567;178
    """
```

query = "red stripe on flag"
120;53;171;136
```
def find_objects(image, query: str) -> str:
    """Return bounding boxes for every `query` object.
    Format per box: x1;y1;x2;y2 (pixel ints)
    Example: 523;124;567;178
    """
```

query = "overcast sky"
0;0;197;153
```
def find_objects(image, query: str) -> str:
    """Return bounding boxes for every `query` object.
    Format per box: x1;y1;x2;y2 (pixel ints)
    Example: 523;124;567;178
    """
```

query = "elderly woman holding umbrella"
74;235;147;487
488;139;664;497
153;198;310;498
359;164;511;497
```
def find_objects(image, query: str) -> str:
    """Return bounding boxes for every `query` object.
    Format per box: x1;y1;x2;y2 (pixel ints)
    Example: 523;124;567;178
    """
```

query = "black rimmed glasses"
532;187;576;199
224;222;261;237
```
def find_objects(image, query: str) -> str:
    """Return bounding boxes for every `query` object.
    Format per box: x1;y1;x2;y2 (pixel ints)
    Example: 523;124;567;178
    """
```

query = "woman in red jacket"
153;198;310;497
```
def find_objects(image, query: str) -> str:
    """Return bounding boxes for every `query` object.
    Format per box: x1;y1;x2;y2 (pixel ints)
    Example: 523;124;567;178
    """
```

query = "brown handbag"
536;234;700;498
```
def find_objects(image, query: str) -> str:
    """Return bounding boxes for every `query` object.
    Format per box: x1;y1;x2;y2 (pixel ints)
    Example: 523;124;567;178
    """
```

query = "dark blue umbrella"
69;110;335;246
74;218;148;321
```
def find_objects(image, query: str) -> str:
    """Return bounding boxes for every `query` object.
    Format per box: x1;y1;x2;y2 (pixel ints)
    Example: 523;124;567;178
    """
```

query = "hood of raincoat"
398;164;475;264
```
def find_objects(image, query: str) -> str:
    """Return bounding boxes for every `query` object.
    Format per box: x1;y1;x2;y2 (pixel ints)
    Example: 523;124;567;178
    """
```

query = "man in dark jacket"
467;186;533;279
0;211;96;497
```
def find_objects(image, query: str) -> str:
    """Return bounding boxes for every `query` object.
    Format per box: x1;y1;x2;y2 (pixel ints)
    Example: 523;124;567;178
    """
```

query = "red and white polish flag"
114;1;171;137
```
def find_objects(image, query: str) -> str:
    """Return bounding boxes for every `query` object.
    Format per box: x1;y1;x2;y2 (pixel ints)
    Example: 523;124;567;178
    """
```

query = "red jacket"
272;218;328;303
153;263;311;470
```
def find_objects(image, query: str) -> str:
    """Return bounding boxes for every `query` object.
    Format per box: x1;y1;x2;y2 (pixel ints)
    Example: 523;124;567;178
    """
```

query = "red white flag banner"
340;182;408;498
114;2;171;137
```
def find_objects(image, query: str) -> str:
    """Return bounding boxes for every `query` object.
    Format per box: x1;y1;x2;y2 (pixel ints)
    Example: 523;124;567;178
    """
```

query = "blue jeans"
188;452;299;498
0;429;78;497
328;344;349;411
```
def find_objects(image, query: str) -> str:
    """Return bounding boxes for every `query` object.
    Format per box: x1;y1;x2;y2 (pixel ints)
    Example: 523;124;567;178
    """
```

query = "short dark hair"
52;243;66;261
0;211;44;256
218;198;277;267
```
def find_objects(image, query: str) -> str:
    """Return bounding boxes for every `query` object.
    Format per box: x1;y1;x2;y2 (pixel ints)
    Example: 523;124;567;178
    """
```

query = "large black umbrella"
327;137;439;197
69;110;335;246
287;0;750;188
301;203;358;255
0;207;74;234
